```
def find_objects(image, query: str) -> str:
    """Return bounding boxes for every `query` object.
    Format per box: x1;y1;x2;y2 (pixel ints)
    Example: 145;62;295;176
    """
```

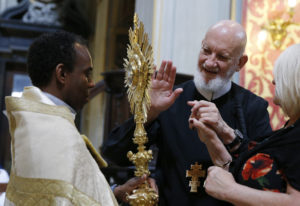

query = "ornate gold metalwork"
263;5;299;49
124;13;158;206
186;162;206;193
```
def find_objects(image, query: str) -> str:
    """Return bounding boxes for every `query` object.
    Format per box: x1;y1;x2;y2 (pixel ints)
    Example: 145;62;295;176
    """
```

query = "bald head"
206;20;247;57
195;19;248;91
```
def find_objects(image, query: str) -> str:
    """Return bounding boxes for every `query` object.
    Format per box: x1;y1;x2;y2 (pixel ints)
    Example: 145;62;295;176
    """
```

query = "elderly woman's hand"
188;115;217;144
188;100;227;132
204;166;237;201
189;116;232;168
188;100;235;144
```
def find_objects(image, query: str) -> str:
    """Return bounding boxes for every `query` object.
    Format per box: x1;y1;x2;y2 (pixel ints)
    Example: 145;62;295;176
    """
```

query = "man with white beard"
103;20;272;206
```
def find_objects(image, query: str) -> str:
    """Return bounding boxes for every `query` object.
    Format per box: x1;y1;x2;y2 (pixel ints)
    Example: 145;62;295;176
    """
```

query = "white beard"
193;68;232;93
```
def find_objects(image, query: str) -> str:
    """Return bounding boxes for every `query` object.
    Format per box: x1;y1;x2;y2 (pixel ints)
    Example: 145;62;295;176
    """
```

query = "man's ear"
236;55;248;72
55;63;67;84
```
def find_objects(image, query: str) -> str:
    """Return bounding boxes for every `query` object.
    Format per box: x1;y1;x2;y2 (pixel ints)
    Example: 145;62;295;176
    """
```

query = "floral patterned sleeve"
238;152;286;192
231;122;300;193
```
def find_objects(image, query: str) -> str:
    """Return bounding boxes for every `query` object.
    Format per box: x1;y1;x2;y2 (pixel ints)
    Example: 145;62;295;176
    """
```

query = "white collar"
3;86;77;118
43;92;77;115
196;81;232;101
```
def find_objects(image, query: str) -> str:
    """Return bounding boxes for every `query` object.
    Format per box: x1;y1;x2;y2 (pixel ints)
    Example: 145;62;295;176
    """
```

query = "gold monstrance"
124;13;158;206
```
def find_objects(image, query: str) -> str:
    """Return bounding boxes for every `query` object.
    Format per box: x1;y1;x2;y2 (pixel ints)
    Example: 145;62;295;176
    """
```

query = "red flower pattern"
242;153;274;181
263;188;280;193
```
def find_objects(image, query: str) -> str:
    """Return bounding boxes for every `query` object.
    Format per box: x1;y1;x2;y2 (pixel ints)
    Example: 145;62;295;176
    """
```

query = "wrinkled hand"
147;177;159;194
189;117;232;167
148;61;183;122
204;166;236;201
114;175;158;203
188;100;233;144
188;116;218;144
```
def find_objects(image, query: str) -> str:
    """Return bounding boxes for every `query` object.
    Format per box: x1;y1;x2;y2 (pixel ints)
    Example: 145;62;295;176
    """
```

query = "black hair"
27;30;86;87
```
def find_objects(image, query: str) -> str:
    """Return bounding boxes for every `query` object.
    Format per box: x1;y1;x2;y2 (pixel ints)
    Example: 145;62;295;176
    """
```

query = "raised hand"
147;60;183;122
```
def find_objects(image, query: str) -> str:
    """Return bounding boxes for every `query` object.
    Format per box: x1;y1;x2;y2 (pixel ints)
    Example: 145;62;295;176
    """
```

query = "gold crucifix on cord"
186;162;206;192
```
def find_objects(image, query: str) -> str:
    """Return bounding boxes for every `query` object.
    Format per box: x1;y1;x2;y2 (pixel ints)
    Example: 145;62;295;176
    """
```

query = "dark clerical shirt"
103;80;272;206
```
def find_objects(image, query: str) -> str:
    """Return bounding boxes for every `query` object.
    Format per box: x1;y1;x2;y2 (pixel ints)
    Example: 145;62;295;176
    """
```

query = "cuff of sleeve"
111;184;118;192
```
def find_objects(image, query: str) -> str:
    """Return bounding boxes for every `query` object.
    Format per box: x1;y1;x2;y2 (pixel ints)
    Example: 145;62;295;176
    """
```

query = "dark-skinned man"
4;31;155;206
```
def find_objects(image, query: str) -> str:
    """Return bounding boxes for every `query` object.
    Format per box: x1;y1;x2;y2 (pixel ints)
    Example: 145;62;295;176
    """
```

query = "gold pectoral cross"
186;162;206;192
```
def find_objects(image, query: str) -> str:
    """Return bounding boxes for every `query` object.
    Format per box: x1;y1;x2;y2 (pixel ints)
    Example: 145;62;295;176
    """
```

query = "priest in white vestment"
4;31;151;206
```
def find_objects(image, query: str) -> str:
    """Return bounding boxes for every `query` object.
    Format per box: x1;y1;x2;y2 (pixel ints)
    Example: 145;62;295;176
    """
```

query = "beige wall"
136;0;232;75
81;0;109;151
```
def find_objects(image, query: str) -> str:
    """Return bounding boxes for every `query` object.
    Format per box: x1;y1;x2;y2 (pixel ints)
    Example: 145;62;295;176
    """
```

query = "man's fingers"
187;100;198;106
190;102;218;118
137;175;147;185
168;65;177;85
190;101;211;112
141;174;147;181
163;61;173;81
199;116;217;124
157;61;167;80
128;176;146;188
197;111;218;120
190;117;205;129
188;100;214;109
170;88;183;102
147;178;158;194
197;106;217;114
